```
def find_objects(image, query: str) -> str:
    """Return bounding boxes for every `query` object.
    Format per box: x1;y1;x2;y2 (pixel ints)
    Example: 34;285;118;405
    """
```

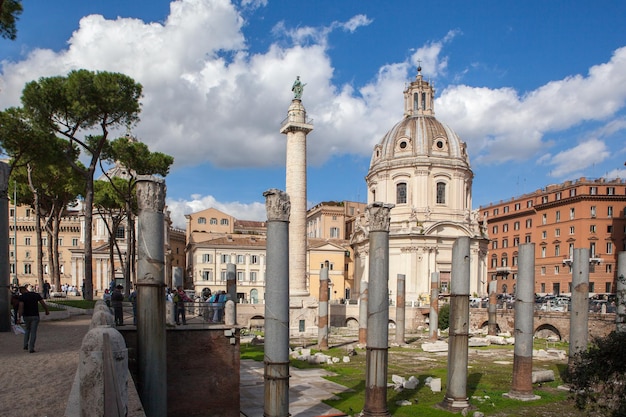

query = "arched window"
396;182;407;204
436;182;446;204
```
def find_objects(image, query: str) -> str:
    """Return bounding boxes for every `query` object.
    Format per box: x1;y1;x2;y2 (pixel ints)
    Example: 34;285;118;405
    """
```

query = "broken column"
569;248;590;366
617;251;626;333
505;243;539;400
428;272;439;342
440;236;471;411
135;176;167;417
362;202;394;417
359;280;368;345
429;272;439;341
488;280;498;336
0;162;9;332
263;189;290;417
226;262;237;322
395;274;406;345
318;263;329;350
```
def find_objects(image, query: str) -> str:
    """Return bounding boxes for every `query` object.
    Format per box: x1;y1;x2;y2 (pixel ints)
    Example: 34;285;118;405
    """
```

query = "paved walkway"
240;359;350;417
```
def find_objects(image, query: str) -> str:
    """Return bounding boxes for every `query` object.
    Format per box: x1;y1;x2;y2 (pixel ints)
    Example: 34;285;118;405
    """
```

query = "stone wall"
121;326;241;417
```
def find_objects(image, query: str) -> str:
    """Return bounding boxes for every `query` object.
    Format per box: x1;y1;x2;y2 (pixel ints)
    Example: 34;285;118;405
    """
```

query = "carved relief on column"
263;189;291;221
0;162;9;198
366;202;394;232
136;175;166;212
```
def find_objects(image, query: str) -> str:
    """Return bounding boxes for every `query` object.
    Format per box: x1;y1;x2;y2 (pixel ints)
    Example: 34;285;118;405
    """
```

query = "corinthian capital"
263;188;290;221
366;202;394;232
136;175;166;213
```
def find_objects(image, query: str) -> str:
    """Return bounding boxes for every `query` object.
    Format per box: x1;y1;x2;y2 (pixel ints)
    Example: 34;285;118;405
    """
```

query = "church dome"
369;68;470;175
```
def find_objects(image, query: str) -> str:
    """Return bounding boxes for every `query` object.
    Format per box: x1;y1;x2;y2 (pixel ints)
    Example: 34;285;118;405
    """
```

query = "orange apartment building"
480;177;626;296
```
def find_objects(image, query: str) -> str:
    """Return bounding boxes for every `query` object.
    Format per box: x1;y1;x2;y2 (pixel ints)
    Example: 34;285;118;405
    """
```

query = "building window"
503;206;509;213
555;192;561;201
492;225;498;234
606;264;613;273
570;188;576;197
237;255;245;264
542;231;547;239
221;254;230;263
503;224;509;232
25;209;31;217
210;218;217;225
555;211;560;222
569;226;575;235
541;214;547;225
527;200;533;208
526;219;532;228
555;245;560;256
494;208;499;215
541;267;546;276
24;264;32;274
512;254;518;266
25;237;31;246
589;282;595;293
590;225;596;233
541;283;546;292
590;206;597;217
251;255;259;264
525;235;531;243
221;218;229;226
570;208;575;220
555;265;560;274
590;242;596;257
606;282;612;293
436;182;446;204
58;238;63;247
608;225;613;233
502;239;508;248
198;217;207;224
607;187;615;195
607;242;613;254
513;237;520;247
569;243;574;257
515;203;520;211
115;226;125;239
396;183;407;204
492;240;498;250
541;247;546;258
608;206;613;218
555;228;560;237
220;271;227;281
250;272;257;282
491;256;497;268
202;254;212;263
202;270;212;281
514;221;520;230
72;238;78;247
501;255;508;267
330;227;340;238
237;271;244;281
542;196;549;204
590;186;597;195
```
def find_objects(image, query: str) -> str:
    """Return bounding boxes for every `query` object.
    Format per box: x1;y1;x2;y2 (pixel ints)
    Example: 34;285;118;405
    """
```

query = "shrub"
567;331;626;417
438;303;450;330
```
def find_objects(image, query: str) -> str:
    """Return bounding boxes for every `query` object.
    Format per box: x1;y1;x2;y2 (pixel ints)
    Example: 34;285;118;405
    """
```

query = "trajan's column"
280;76;313;299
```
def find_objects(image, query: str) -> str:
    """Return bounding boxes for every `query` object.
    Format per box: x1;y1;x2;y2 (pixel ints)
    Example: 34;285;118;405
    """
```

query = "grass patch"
241;340;583;416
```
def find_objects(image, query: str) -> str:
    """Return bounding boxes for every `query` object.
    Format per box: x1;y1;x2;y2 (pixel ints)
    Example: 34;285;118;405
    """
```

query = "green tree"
0;0;22;40
100;135;173;295
21;69;142;300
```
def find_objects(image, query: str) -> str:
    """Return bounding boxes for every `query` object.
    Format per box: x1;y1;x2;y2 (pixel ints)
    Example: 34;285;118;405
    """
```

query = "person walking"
111;285;125;326
174;286;192;325
17;285;50;353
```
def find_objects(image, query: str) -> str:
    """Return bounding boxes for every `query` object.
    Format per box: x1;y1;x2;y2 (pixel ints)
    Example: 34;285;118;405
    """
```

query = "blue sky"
2;0;626;229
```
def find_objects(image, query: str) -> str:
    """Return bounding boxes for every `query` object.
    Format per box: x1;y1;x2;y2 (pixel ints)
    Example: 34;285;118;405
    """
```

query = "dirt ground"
0;315;91;417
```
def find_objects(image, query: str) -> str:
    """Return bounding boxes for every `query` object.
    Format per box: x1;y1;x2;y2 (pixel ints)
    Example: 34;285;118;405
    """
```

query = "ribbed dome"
369;115;469;170
369;69;470;174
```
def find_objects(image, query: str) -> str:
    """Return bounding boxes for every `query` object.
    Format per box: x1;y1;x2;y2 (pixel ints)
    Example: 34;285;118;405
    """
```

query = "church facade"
351;68;489;302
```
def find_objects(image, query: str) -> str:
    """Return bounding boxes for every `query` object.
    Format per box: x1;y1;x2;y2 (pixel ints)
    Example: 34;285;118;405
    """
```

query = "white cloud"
538;139;610;178
166;194;266;229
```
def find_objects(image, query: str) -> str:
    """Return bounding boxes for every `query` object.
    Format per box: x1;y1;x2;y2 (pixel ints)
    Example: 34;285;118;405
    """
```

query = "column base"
438;397;470;412
503;391;541;401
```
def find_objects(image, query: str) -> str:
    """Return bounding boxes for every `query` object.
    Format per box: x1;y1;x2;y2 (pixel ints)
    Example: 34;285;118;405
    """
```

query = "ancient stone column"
441;236;471;411
488;280;498;336
135;176;167;417
263;189;291;417
226;263;237;322
280;96;313;297
362;202;394;417
359;280;368;345
617;251;626;333
0;162;10;332
569;248;590;365
395;274;406;345
318;263;329;350
505;243;539;400
429;272;439;341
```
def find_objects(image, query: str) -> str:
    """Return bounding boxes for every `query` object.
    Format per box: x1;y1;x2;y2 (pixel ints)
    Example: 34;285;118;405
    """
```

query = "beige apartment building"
186;202;363;303
481;177;626;296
